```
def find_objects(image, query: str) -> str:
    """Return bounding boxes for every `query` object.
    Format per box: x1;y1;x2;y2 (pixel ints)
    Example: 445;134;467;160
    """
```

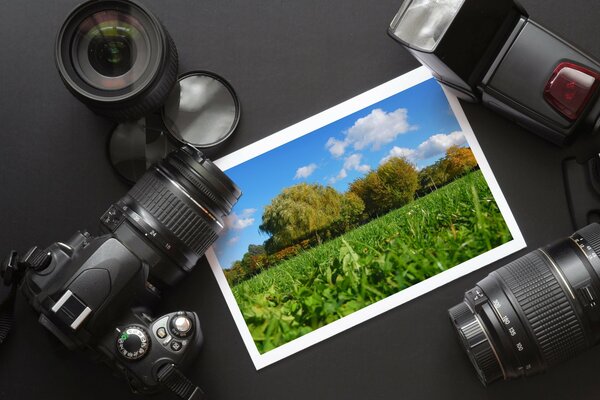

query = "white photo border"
205;66;526;370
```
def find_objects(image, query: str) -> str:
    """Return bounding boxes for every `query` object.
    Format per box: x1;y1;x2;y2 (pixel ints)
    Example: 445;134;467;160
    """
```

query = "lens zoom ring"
129;171;218;257
497;251;586;366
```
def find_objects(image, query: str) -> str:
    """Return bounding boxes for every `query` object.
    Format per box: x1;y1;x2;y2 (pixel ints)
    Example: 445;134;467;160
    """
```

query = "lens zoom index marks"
496;251;587;366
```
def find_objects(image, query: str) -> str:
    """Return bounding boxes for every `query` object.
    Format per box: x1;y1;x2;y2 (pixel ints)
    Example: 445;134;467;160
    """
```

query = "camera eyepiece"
56;0;178;121
450;224;600;385
101;146;241;288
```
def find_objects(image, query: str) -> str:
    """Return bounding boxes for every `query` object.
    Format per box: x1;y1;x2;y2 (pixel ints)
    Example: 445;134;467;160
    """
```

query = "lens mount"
56;0;178;121
449;301;504;385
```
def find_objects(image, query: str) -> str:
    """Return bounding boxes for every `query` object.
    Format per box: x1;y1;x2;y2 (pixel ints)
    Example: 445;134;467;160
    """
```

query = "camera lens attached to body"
56;0;178;121
449;223;600;385
102;146;242;288
108;71;241;183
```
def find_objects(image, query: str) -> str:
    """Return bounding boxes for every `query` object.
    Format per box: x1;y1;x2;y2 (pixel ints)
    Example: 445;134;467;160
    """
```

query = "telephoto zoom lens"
449;223;600;385
101;146;242;288
56;0;178;121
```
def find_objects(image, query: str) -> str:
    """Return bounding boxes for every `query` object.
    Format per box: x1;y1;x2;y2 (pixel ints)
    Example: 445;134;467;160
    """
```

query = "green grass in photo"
231;171;511;353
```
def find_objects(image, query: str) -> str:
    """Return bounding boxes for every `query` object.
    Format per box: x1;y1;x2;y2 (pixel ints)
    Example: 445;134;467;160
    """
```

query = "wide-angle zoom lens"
449;223;600;385
56;0;178;121
101;146;241;287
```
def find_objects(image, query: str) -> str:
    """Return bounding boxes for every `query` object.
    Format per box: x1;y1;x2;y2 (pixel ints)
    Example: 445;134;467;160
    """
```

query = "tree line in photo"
224;146;478;285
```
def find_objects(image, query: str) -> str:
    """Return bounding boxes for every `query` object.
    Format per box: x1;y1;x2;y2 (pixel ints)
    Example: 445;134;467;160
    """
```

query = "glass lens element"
73;10;152;91
390;0;465;52
87;28;136;77
162;72;240;148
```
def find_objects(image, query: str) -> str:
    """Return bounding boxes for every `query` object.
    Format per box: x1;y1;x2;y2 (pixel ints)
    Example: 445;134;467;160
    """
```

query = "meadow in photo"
212;78;514;357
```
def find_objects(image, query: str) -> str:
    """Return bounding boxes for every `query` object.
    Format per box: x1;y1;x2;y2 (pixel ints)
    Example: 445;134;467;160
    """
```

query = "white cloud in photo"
225;209;257;231
328;168;348;185
325;137;348;158
380;131;466;164
343;153;371;173
325;108;416;158
294;163;318;179
416;131;466;159
227;236;240;245
240;208;257;218
380;147;417;164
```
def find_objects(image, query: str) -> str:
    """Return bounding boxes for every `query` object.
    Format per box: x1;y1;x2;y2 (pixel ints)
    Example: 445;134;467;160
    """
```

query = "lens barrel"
449;223;600;385
56;0;178;121
101;146;241;287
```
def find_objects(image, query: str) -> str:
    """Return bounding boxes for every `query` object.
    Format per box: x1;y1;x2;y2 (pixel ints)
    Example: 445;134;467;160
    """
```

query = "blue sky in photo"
214;78;469;269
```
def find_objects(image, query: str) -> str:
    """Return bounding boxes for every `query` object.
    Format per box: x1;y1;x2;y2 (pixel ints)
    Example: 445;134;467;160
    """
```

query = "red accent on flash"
544;62;600;121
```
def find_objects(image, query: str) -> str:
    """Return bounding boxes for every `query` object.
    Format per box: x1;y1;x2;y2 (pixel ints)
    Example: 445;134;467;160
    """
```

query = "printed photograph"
207;69;524;369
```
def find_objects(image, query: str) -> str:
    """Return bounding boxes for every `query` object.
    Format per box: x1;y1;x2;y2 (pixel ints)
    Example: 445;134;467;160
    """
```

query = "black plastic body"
21;231;150;348
55;0;178;121
19;231;203;394
96;311;203;394
389;1;600;146
450;224;600;384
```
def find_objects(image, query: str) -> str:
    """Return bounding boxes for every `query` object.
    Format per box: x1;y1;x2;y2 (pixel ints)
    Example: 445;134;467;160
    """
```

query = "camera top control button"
170;341;183;352
174;316;192;333
156;327;167;339
170;313;194;338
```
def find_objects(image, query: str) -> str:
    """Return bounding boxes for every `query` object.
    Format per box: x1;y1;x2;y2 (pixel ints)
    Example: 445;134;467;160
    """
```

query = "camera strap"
0;248;52;344
157;363;207;400
0;284;16;344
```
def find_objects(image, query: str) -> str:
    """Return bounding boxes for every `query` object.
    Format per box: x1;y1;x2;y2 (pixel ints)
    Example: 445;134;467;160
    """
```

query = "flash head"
389;0;600;146
389;0;525;101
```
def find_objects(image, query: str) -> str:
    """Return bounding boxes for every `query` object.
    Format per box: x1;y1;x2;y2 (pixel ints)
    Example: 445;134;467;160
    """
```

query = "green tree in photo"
350;157;418;217
445;145;478;179
259;183;348;252
418;146;478;193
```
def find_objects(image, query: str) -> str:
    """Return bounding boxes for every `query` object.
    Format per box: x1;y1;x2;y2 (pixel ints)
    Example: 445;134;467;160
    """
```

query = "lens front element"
87;24;136;77
74;10;151;91
56;0;179;121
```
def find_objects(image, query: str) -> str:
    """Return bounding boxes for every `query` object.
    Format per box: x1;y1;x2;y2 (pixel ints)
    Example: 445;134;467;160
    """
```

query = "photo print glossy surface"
206;67;525;369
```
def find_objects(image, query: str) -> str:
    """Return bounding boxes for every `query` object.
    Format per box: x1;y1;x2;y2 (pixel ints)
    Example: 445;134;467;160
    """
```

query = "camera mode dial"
116;326;150;361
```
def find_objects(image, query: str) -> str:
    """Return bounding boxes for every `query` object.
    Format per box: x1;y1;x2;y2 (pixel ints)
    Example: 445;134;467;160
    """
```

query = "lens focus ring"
128;170;219;258
495;251;587;366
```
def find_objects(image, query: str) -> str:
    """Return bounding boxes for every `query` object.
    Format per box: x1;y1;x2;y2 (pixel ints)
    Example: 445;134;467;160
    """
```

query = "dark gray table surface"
1;1;599;399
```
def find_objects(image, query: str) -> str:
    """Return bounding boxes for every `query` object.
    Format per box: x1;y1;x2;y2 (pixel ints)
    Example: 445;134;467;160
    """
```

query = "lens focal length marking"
487;295;534;375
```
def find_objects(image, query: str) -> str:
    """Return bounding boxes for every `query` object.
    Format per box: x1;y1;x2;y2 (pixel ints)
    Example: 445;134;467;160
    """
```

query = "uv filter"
162;71;240;148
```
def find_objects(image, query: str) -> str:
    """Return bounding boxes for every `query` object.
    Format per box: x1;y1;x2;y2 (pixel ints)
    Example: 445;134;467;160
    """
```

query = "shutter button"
170;314;193;338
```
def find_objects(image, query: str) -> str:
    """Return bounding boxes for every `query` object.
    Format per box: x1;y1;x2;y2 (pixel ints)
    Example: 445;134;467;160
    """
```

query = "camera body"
18;231;203;394
0;147;241;397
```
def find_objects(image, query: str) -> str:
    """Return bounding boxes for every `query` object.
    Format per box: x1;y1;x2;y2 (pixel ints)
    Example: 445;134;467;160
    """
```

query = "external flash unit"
388;0;600;145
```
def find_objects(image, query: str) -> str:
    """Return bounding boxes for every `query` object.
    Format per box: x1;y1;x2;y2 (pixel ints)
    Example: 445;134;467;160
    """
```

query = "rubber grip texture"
496;251;587;366
129;171;218;257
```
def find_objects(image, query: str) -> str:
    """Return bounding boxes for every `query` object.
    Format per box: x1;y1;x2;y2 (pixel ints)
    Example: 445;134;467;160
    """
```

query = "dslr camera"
1;147;241;398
